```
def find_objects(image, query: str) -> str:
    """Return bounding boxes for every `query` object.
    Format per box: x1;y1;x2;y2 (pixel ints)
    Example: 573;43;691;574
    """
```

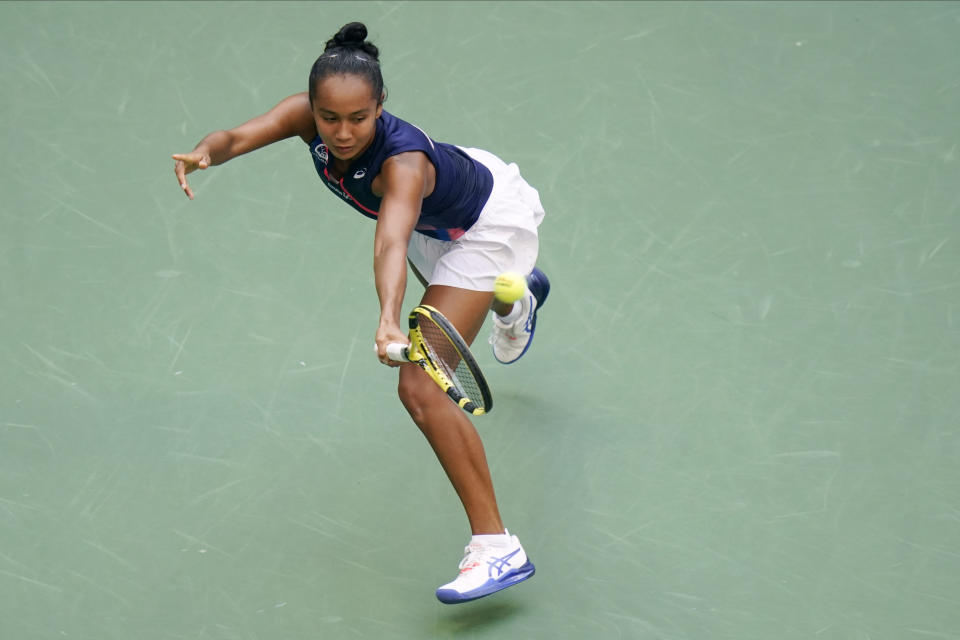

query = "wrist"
195;145;213;163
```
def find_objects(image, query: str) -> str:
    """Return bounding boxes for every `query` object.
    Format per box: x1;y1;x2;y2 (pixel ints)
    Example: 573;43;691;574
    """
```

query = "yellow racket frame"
386;305;492;416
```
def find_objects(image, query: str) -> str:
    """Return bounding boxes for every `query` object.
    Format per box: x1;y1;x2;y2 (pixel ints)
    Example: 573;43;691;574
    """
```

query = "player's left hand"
172;151;211;200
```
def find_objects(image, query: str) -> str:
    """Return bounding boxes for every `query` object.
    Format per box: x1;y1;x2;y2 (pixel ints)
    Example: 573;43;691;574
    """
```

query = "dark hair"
308;22;385;105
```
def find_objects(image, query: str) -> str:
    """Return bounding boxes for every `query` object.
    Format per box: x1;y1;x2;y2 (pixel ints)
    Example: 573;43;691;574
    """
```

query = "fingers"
175;167;194;199
374;344;391;366
172;153;209;200
171;152;209;169
373;341;406;367
374;343;396;366
172;158;191;199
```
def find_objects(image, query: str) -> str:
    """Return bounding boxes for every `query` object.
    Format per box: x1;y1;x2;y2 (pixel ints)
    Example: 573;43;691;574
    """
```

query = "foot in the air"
435;531;536;604
489;267;550;364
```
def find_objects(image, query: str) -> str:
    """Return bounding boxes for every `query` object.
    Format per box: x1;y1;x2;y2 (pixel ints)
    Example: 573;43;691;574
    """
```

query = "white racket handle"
385;343;409;362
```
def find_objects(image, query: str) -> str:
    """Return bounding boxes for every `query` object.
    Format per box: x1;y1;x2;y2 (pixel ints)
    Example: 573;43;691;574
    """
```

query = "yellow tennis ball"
493;271;527;304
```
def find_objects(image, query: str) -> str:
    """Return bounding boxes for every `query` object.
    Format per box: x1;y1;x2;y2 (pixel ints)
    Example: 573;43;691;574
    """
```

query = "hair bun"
323;21;379;61
334;22;368;46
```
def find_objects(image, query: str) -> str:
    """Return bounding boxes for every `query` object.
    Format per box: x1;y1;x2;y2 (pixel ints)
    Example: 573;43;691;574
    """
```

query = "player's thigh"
419;285;494;347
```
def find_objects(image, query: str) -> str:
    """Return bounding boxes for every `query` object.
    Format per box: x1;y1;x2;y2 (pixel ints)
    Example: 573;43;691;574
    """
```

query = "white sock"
497;302;522;323
471;531;511;546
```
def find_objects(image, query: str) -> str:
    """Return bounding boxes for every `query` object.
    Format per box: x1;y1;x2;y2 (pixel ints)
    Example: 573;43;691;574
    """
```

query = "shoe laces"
457;543;487;574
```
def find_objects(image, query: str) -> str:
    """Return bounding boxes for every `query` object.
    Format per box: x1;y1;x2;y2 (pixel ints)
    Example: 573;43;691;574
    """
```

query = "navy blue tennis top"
307;110;494;241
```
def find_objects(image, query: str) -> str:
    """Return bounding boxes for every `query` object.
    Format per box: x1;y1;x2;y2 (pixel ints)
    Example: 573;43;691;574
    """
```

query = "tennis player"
172;22;549;604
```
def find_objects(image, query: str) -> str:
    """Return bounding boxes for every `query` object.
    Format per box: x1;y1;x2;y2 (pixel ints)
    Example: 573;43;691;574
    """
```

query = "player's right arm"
172;92;316;199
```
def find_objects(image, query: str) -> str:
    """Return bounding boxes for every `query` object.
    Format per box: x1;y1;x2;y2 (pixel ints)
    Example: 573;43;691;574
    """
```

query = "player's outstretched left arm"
172;92;315;199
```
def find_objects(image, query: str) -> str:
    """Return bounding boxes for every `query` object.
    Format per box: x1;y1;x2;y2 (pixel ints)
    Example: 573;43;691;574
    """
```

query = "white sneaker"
489;267;550;364
435;532;536;604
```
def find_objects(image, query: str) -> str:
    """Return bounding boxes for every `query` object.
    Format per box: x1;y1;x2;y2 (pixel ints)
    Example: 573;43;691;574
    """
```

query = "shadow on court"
431;599;527;635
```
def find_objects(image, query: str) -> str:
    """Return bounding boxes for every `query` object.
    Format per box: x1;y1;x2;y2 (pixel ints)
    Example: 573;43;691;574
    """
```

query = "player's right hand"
172;151;211;200
376;323;409;367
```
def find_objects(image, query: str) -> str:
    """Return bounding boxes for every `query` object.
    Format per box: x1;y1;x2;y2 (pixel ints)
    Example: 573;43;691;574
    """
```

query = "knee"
397;369;434;425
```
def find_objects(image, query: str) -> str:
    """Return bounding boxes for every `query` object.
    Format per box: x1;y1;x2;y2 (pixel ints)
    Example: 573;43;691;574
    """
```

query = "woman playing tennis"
172;22;549;604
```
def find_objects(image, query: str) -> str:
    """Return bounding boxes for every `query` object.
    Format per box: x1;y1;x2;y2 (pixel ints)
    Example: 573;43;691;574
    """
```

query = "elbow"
373;233;409;261
373;241;404;264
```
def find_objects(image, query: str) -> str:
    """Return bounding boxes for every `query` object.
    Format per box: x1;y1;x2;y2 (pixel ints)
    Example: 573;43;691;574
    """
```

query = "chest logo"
313;143;328;164
353;168;367;179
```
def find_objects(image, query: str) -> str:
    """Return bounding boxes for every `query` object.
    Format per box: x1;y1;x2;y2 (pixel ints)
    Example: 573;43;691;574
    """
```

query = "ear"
376;102;384;118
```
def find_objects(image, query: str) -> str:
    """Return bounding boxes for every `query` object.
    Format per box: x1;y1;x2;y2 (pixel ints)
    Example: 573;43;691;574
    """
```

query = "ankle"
496;302;522;323
470;531;511;546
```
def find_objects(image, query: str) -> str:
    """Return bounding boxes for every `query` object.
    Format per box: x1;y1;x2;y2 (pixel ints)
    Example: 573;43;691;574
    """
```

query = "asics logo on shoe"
524;297;535;332
487;548;522;578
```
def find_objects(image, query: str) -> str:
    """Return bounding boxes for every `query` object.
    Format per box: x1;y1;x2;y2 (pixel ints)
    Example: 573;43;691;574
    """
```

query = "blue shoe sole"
435;560;536;604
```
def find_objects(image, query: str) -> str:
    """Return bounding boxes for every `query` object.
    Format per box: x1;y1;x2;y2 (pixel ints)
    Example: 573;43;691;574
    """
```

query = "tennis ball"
493;271;527;304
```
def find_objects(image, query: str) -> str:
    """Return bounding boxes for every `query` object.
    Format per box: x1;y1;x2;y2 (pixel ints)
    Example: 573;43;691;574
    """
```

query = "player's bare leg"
396;285;503;534
396;284;536;603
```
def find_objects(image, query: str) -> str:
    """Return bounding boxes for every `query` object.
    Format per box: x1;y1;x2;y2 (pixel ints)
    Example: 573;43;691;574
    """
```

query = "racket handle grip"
385;343;409;362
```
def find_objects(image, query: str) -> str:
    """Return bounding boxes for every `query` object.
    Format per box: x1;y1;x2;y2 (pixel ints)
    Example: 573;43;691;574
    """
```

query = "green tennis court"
2;2;958;638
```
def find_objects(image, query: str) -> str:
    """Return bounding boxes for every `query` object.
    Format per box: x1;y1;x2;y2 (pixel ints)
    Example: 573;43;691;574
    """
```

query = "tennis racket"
385;305;493;416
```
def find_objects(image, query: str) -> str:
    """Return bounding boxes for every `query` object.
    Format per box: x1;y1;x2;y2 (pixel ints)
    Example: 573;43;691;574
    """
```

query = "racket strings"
418;320;483;402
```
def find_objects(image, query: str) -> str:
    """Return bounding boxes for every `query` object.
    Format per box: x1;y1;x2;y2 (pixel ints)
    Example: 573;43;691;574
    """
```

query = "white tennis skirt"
406;147;545;291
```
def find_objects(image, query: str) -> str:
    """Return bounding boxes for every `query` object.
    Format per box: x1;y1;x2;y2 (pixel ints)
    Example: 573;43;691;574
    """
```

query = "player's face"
312;74;383;164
